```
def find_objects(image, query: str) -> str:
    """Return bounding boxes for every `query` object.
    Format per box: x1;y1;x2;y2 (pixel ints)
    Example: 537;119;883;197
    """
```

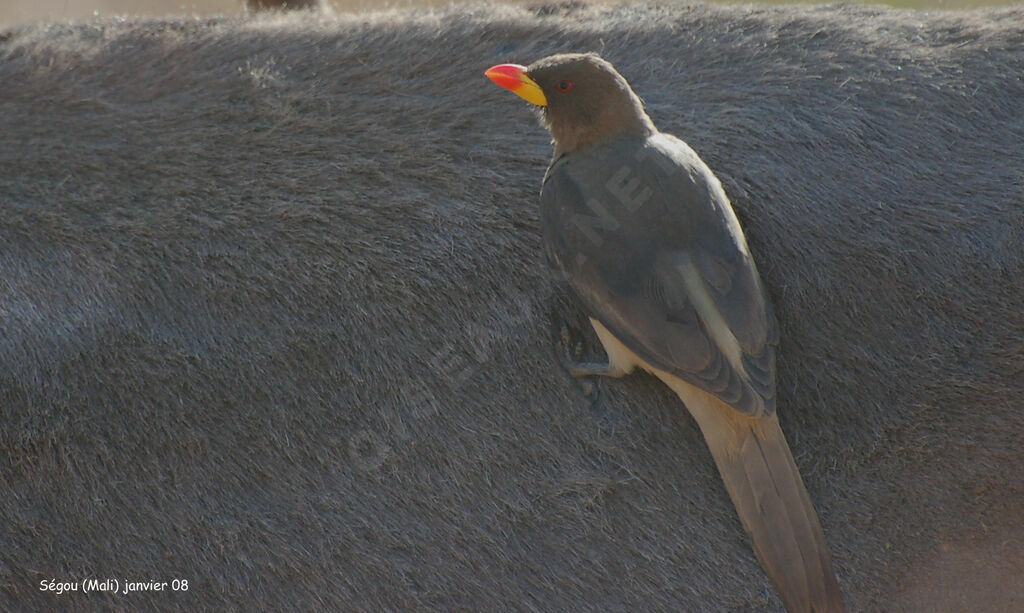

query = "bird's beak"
485;64;548;107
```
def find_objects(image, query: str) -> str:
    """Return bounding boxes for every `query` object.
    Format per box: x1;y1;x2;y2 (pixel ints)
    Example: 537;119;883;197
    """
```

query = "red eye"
556;80;573;92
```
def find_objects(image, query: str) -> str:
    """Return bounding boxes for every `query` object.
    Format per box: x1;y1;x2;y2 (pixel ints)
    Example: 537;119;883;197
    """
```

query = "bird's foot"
558;324;620;379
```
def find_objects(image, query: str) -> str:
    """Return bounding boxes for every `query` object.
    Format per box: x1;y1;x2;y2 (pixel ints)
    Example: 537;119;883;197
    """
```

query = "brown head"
486;53;657;156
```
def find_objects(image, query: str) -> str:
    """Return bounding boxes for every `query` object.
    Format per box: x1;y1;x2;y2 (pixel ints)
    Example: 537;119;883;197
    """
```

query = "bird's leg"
558;324;627;378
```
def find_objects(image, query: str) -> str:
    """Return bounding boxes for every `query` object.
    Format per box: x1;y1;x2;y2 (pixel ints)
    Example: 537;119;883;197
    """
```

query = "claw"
580;378;598;399
555;322;625;379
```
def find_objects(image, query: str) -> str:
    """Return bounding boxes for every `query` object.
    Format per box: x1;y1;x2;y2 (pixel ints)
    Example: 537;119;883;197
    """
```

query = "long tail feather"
667;379;844;612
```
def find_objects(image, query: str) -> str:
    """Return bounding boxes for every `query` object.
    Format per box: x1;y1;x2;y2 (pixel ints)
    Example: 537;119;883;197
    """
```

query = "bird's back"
540;133;778;417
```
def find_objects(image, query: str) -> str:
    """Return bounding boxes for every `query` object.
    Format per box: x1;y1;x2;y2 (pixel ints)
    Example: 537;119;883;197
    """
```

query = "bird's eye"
556;80;573;92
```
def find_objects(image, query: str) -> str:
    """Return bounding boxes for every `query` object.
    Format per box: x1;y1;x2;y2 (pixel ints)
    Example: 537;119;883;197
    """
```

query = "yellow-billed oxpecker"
486;54;844;613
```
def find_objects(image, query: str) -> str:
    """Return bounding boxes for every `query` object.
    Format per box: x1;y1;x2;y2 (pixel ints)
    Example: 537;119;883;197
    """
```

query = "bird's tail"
665;380;844;613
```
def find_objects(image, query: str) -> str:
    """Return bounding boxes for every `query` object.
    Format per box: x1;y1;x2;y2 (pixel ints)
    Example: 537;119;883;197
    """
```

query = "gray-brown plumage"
488;53;844;612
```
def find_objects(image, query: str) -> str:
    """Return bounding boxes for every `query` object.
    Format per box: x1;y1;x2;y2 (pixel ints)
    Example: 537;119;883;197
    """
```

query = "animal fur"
1;3;1022;611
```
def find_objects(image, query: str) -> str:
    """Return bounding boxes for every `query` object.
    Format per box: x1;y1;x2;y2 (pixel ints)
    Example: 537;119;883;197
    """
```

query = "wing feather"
541;134;777;416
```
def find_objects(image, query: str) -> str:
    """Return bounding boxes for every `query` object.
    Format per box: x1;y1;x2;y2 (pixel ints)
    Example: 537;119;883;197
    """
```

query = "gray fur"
246;0;323;12
1;3;1022;611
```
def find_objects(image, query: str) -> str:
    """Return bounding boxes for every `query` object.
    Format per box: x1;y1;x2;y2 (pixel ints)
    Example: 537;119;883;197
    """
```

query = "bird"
485;53;845;613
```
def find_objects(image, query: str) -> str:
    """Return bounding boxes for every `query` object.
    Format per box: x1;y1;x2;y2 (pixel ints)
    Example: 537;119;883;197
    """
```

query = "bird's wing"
541;134;778;416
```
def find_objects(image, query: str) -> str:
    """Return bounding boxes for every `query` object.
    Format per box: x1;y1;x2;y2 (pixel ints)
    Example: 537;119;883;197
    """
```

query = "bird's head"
486;53;656;156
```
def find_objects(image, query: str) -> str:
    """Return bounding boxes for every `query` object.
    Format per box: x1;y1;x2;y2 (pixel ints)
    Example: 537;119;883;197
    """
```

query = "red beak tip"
485;63;528;90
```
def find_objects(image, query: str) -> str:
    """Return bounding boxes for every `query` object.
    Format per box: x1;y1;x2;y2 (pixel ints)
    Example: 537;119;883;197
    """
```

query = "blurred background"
0;0;1019;28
